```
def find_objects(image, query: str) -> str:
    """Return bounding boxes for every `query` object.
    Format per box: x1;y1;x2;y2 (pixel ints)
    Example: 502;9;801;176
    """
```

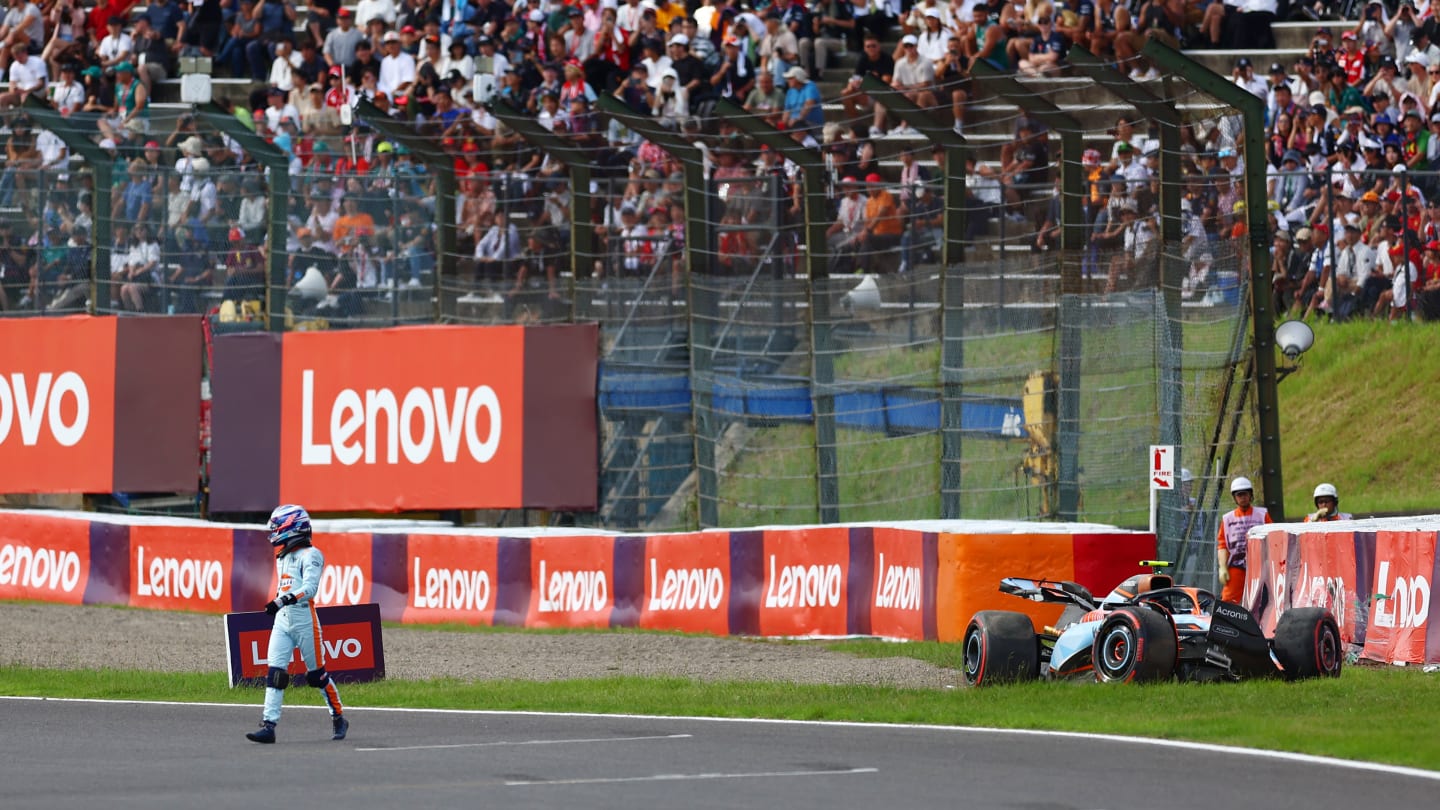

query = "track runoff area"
2;697;1435;810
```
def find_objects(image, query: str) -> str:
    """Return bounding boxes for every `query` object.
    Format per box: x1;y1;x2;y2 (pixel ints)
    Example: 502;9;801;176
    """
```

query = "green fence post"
23;97;114;314
354;98;458;323
594;96;719;527
969;63;1084;520
860;75;969;519
1067;46;1188;544
197;102;290;333
489;100;594;290
716;98;839;524
1143;38;1285;521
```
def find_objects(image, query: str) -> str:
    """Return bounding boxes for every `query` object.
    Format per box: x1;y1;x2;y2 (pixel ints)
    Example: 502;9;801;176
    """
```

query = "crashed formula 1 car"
961;563;1343;686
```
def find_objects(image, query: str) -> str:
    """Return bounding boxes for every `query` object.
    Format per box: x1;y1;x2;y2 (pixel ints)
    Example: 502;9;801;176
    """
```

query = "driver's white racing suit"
263;544;345;725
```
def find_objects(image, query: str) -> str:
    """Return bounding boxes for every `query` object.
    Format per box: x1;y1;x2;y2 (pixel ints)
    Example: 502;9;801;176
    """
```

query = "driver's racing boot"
246;720;277;744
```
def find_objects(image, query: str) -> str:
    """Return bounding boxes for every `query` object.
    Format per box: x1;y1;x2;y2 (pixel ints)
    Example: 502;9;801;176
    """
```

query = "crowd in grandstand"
1;0;1439;320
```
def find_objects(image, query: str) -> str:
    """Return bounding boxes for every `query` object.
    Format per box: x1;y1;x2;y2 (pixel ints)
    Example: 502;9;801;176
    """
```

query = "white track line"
4;696;1438;782
505;766;878;787
357;732;690;752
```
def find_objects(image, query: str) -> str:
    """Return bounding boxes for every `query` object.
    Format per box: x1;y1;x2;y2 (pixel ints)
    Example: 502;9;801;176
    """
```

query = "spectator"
130;15;174;90
1016;12;1066;77
0;40;42;107
842;34;893;137
223;227;267;305
378;30;416;99
143;0;185;42
743;67;784;126
218;2;262;78
781;65;822;132
247;0;298;82
1274;227;1315;314
1419;239;1440;319
268;37;302;94
0;219;29;310
711;34;754;103
889;34;935;135
759;11;799;83
508;229;563;313
854;173;902;266
652;67;688;128
263;85;302;131
183;0;225;57
325;9;364;69
47;61;84;114
98;61;149;143
899;181;940;274
812;0;853;74
667;33;713;117
95;14;133;71
119;222;162;312
1305;219;1369;320
1373;241;1418;319
0;0;41;69
474;210;520;283
114;157;154;226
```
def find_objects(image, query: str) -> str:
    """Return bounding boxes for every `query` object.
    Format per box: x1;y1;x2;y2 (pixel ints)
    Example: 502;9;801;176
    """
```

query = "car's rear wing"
999;577;1098;611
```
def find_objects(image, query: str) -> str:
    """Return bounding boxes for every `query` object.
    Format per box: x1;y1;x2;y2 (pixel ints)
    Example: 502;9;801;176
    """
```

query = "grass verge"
3;663;1438;770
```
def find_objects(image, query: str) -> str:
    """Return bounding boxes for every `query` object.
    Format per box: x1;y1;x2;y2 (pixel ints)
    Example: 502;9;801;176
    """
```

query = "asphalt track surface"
2;697;1436;810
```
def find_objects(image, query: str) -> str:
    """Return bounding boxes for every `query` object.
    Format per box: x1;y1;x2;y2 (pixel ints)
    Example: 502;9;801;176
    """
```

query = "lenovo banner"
224;603;386;687
758;528;850;637
1248;524;1439;664
210;324;598;513
1362;531;1435;664
402;532;500;625
639;531;732;635
0;316;201;494
0;511;91;604
526;535;616;628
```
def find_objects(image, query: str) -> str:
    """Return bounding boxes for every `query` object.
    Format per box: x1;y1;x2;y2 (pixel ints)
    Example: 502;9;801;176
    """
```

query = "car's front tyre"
1092;606;1177;684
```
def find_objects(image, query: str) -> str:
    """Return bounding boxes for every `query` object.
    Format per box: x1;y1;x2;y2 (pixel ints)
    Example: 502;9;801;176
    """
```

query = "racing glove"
264;593;298;615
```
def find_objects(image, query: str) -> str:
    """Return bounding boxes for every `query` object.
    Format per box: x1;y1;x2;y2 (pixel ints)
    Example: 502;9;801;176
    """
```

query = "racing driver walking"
245;504;350;744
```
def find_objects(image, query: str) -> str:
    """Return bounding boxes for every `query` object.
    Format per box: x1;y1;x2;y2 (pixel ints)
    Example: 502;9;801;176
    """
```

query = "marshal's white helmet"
1313;483;1338;502
1230;476;1254;494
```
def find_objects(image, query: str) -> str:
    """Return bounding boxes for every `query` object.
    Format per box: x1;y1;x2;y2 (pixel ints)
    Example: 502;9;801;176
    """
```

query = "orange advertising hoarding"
936;533;1074;642
0;317;201;495
526;535;616;629
128;525;233;613
758;528;849;637
0;511;91;604
869;528;926;641
639;532;731;635
401;533;499;625
0;317;117;493
1362;530;1435;664
278;326;526;510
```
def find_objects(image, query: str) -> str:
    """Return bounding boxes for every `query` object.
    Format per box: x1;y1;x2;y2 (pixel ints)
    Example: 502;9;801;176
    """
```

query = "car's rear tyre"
962;611;1039;687
1092;606;1177;684
1272;607;1343;680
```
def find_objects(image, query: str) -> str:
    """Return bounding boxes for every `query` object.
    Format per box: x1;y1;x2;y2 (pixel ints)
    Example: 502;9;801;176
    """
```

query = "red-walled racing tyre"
1092;606;1177;683
962;610;1039;687
1272;607;1343;680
